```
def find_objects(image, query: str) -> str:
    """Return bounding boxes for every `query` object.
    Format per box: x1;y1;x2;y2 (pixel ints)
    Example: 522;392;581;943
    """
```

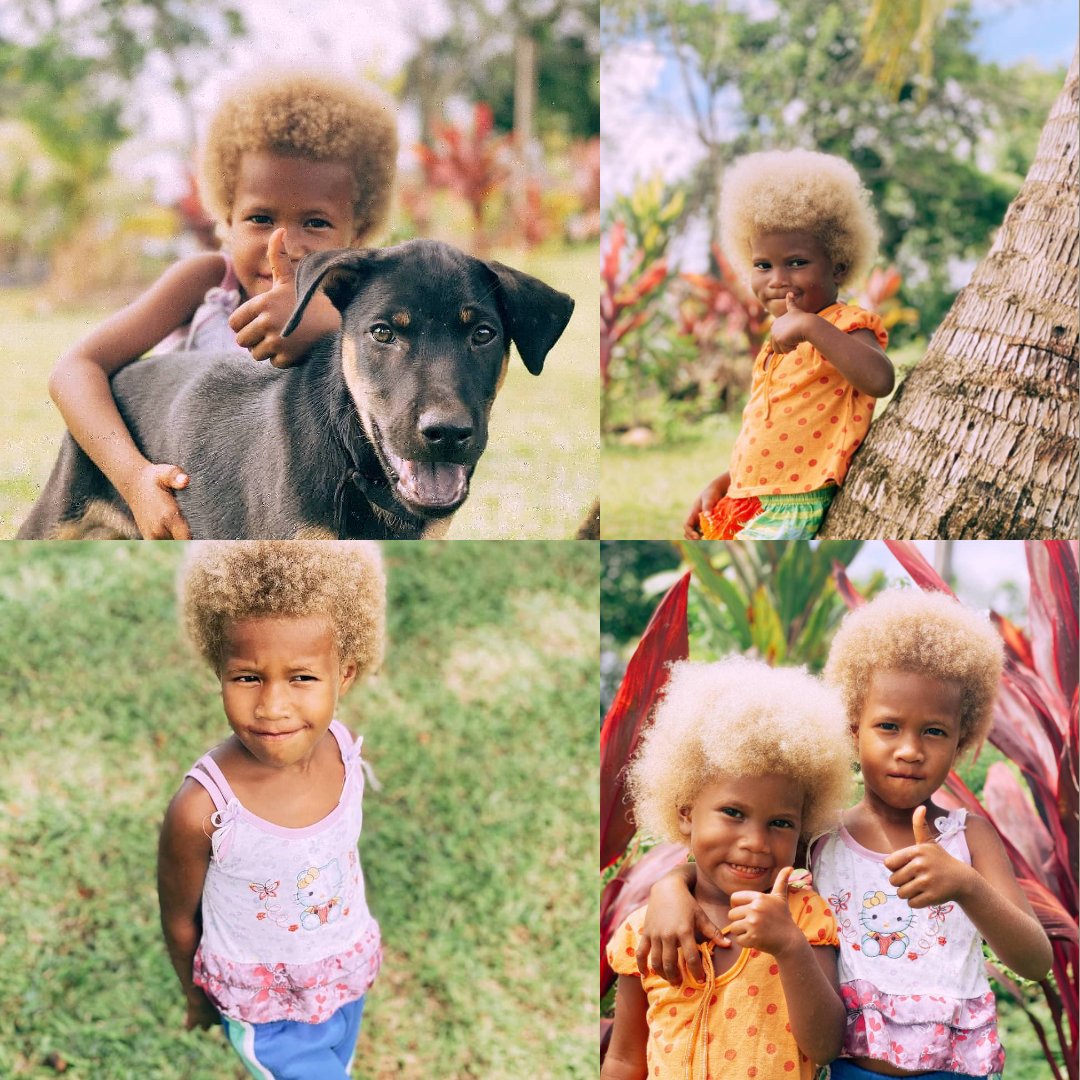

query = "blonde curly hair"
719;149;880;288
823;588;1003;753
178;541;385;676
199;68;399;243
627;657;854;845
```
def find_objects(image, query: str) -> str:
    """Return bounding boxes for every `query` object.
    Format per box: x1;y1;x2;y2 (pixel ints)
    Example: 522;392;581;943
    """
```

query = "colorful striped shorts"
700;486;836;540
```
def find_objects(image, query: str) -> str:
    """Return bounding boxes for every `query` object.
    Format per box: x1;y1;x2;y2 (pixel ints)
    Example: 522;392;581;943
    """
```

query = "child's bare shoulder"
157;251;229;295
163;775;216;841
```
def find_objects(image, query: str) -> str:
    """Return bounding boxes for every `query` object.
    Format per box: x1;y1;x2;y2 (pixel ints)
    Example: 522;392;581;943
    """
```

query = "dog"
18;240;575;539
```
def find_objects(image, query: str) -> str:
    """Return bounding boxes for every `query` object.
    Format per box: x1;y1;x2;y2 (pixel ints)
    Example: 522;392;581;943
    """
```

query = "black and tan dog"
18;240;575;539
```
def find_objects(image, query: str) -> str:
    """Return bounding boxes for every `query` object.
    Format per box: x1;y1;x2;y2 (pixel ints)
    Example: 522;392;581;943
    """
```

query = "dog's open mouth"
384;450;469;512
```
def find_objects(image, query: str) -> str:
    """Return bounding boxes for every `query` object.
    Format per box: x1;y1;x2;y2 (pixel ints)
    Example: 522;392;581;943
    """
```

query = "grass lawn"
600;415;738;539
0;541;599;1079
0;242;598;540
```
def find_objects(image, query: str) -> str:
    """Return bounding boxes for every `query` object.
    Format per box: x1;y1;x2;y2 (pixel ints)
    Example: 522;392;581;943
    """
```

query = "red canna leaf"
1026;540;1079;713
883;541;954;595
982;762;1054;883
1017;877;1078;944
832;560;866;610
600;573;690;870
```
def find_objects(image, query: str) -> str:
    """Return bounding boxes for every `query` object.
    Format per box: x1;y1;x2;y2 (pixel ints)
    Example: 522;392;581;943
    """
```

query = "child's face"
219;614;357;769
678;773;803;900
226;151;357;297
749;230;843;318
855;668;963;808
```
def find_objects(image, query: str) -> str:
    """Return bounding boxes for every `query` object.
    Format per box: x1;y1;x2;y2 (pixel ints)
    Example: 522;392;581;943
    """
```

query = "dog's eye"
472;326;497;345
370;325;395;344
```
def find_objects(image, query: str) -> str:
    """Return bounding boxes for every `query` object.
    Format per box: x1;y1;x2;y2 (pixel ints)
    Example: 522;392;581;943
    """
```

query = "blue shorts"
220;997;365;1080
827;1060;989;1080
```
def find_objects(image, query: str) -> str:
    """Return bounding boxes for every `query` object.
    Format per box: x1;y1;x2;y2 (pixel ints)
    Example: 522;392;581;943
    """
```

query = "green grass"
0;541;599;1079
0;243;598;539
600;415;738;539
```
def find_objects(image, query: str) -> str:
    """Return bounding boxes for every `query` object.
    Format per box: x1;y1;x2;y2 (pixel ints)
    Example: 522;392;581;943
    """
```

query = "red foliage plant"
414;102;511;227
600;220;668;389
599;572;689;1052
678;244;768;362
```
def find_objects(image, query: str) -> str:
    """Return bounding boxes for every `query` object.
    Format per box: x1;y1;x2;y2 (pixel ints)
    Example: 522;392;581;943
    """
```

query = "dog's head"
284;240;574;519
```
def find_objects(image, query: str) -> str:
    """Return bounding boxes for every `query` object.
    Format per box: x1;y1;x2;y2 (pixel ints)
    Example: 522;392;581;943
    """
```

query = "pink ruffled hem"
194;922;382;1025
841;979;1004;1074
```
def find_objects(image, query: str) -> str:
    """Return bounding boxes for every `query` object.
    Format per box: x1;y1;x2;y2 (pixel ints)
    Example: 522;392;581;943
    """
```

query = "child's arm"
770;294;895;399
157;779;218;1029
228;229;341;368
48;253;226;539
886;806;1053;981
600;974;650;1080
725;868;845;1065
635;863;730;985
683;471;731;540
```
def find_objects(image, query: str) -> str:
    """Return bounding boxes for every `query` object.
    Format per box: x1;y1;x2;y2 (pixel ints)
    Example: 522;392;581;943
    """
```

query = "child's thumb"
912;805;934;845
268;228;295;286
785;292;801;312
770;866;794;896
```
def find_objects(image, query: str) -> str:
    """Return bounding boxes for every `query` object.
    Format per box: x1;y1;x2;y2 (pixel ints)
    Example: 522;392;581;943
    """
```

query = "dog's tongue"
395;460;468;507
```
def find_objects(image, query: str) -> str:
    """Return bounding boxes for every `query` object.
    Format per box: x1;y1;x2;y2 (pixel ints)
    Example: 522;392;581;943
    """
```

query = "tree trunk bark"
819;48;1079;539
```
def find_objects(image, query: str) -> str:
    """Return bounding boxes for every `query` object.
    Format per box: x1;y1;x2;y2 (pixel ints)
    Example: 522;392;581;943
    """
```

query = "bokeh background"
0;540;599;1079
1;0;601;539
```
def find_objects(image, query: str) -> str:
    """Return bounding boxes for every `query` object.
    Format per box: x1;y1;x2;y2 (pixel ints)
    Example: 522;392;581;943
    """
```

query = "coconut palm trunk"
819;48;1079;539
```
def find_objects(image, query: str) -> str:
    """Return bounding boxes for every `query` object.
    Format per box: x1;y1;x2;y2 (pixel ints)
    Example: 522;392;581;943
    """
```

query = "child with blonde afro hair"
637;589;1053;1080
685;148;896;542
49;69;399;541
603;657;853;1080
159;541;387;1079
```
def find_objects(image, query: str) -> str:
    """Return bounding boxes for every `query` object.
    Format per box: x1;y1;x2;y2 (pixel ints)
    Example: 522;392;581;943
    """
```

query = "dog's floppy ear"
283;249;380;337
484;261;575;375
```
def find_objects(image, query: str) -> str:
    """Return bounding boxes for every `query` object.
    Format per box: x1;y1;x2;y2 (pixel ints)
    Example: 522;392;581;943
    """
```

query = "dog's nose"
419;410;474;449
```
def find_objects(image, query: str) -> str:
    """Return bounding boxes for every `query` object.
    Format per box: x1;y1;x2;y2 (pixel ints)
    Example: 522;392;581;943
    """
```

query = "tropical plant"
415;102;512;236
600;220;669;393
609;176;686;267
675;540;872;671
833;539;1078;1080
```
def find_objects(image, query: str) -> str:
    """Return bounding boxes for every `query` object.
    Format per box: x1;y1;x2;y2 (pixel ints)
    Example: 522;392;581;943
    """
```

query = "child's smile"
678;774;803;906
749;230;843;318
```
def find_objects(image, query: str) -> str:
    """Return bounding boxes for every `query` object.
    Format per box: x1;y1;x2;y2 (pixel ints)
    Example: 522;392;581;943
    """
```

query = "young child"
158;541;386;1079
602;657;854;1080
684;149;895;540
48;70;398;540
638;589;1054;1080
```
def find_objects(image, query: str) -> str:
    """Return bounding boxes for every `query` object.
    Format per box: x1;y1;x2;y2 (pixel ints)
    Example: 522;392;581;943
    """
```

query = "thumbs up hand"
721;866;803;958
230;228;311;367
768;291;815;355
884;805;974;909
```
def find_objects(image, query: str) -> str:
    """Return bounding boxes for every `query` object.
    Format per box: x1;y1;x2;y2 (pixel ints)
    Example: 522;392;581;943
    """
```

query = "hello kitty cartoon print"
811;809;1004;1075
184;722;382;1025
858;890;915;958
296;860;344;930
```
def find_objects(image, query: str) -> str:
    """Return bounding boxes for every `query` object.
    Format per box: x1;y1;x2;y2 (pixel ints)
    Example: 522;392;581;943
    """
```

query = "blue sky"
972;0;1078;67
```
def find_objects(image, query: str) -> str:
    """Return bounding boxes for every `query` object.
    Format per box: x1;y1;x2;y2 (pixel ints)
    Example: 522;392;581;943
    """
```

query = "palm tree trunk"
820;47;1079;539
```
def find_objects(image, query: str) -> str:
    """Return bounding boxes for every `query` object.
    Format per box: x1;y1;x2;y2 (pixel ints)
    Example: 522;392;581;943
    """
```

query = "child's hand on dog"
126;462;192;540
768;293;816;355
230;229;340;368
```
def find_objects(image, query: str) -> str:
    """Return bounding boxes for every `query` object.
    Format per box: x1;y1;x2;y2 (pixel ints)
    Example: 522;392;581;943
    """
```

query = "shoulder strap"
184;754;236;811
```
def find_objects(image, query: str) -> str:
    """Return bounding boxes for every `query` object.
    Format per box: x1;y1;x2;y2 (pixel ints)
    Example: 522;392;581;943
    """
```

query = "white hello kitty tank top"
186;720;381;1025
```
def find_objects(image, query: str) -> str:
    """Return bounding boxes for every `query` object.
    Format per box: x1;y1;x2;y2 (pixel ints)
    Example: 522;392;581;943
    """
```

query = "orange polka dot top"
608;884;839;1080
726;304;888;498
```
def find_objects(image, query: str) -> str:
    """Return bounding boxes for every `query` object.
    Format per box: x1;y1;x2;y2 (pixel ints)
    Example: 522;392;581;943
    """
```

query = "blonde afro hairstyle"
199;68;399;243
179;541;385;676
719;149;880;288
824;588;1003;753
627;657;854;846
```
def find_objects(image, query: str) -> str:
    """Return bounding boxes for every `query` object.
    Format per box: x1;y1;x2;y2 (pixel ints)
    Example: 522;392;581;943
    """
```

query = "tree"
820;48;1079;538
